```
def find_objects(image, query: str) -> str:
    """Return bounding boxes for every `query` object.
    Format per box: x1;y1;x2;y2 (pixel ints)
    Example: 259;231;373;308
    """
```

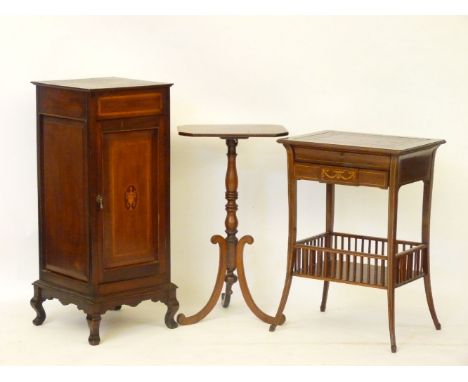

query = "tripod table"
176;124;288;325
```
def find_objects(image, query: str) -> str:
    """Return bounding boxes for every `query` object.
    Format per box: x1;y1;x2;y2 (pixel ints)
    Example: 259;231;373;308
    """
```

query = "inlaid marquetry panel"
102;129;159;269
97;92;163;119
320;166;358;185
294;163;388;188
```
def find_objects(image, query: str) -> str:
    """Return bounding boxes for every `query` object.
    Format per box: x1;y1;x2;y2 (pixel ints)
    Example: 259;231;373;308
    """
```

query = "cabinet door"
99;117;167;283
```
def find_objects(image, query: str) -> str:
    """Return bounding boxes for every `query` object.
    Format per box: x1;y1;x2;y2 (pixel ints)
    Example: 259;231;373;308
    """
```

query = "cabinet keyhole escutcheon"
96;195;104;210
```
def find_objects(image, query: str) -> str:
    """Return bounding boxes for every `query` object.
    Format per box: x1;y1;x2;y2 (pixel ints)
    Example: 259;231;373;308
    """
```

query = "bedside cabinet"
30;77;179;345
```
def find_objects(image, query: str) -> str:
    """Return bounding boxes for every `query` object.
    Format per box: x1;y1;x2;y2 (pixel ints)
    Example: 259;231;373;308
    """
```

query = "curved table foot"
236;235;285;325
269;277;291;332
164;300;179;329
221;291;231;308
177;235;227;325
221;271;237;308
86;314;101;346
424;274;441;330
31;285;46;326
269;268;294;332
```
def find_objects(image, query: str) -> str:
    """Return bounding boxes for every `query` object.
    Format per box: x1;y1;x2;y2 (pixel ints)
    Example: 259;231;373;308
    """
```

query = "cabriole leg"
163;289;180;329
30;284;46;326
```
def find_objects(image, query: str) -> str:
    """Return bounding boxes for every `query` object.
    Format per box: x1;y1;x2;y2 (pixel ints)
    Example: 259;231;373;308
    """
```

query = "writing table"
269;130;445;352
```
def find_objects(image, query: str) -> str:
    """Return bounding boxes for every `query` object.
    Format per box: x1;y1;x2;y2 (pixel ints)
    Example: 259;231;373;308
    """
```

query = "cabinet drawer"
294;147;390;170
294;163;388;188
97;91;163;119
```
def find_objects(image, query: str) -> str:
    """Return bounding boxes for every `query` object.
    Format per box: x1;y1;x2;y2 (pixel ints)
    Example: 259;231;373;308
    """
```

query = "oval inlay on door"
125;185;137;210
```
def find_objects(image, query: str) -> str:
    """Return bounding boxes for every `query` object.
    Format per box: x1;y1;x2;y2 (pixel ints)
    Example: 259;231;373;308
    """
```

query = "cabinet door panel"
41;116;89;281
102;129;159;270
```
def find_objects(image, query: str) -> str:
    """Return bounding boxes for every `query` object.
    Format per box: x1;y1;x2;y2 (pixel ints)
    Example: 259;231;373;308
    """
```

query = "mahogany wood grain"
222;138;240;307
176;126;288;326
320;183;334;312
178;124;288;138
294;147;390;170
270;146;296;332
32;77;171;90
278;130;445;155
102;129;157;270
177;235;227;325
97;91;164;119
387;155;399;353
37;87;86;120
41;116;88;281
271;131;445;352
31;78;178;345
421;152;442;331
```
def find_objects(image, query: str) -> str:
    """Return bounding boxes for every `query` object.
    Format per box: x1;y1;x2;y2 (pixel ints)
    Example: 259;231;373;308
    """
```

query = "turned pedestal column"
176;124;288;325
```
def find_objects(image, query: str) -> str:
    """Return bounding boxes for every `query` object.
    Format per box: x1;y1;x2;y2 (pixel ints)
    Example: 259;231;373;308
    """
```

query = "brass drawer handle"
321;168;356;182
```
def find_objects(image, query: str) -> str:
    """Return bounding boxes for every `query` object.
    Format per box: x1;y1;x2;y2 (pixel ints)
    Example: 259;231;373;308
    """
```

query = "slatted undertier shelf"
293;232;426;289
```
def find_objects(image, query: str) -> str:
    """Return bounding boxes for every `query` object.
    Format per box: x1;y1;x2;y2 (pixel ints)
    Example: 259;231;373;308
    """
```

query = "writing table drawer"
294;147;390;170
294;163;388;188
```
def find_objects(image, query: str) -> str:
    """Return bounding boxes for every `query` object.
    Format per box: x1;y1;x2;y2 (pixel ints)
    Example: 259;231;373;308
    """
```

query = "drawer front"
97;91;163;119
359;169;389;188
320;166;358;185
294;163;388;188
294;147;390;170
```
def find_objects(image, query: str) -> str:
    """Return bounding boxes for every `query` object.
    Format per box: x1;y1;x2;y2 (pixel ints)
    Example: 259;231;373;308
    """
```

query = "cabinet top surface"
278;130;445;154
178;124;288;138
32;77;172;90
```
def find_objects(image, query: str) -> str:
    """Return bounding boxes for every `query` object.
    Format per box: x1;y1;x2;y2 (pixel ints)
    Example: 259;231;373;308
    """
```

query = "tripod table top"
178;124;288;138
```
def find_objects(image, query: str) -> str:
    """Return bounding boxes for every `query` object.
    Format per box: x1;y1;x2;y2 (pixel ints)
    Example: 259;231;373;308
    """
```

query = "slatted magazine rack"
269;130;445;353
293;232;426;289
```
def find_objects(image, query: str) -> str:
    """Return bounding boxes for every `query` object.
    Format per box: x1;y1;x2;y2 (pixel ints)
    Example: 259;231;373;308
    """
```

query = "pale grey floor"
1;280;466;366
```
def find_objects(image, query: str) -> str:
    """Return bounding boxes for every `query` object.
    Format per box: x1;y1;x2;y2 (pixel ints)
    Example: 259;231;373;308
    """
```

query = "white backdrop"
0;16;467;365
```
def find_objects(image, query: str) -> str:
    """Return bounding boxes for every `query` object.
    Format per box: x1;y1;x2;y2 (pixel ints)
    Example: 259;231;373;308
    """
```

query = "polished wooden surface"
177;128;288;326
178;124;288;138
97;91;164;118
41;116;88;281
271;131;444;353
32;77;171;90
38;87;86;119
278;130;445;154
102;129;157;270
31;78;178;345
